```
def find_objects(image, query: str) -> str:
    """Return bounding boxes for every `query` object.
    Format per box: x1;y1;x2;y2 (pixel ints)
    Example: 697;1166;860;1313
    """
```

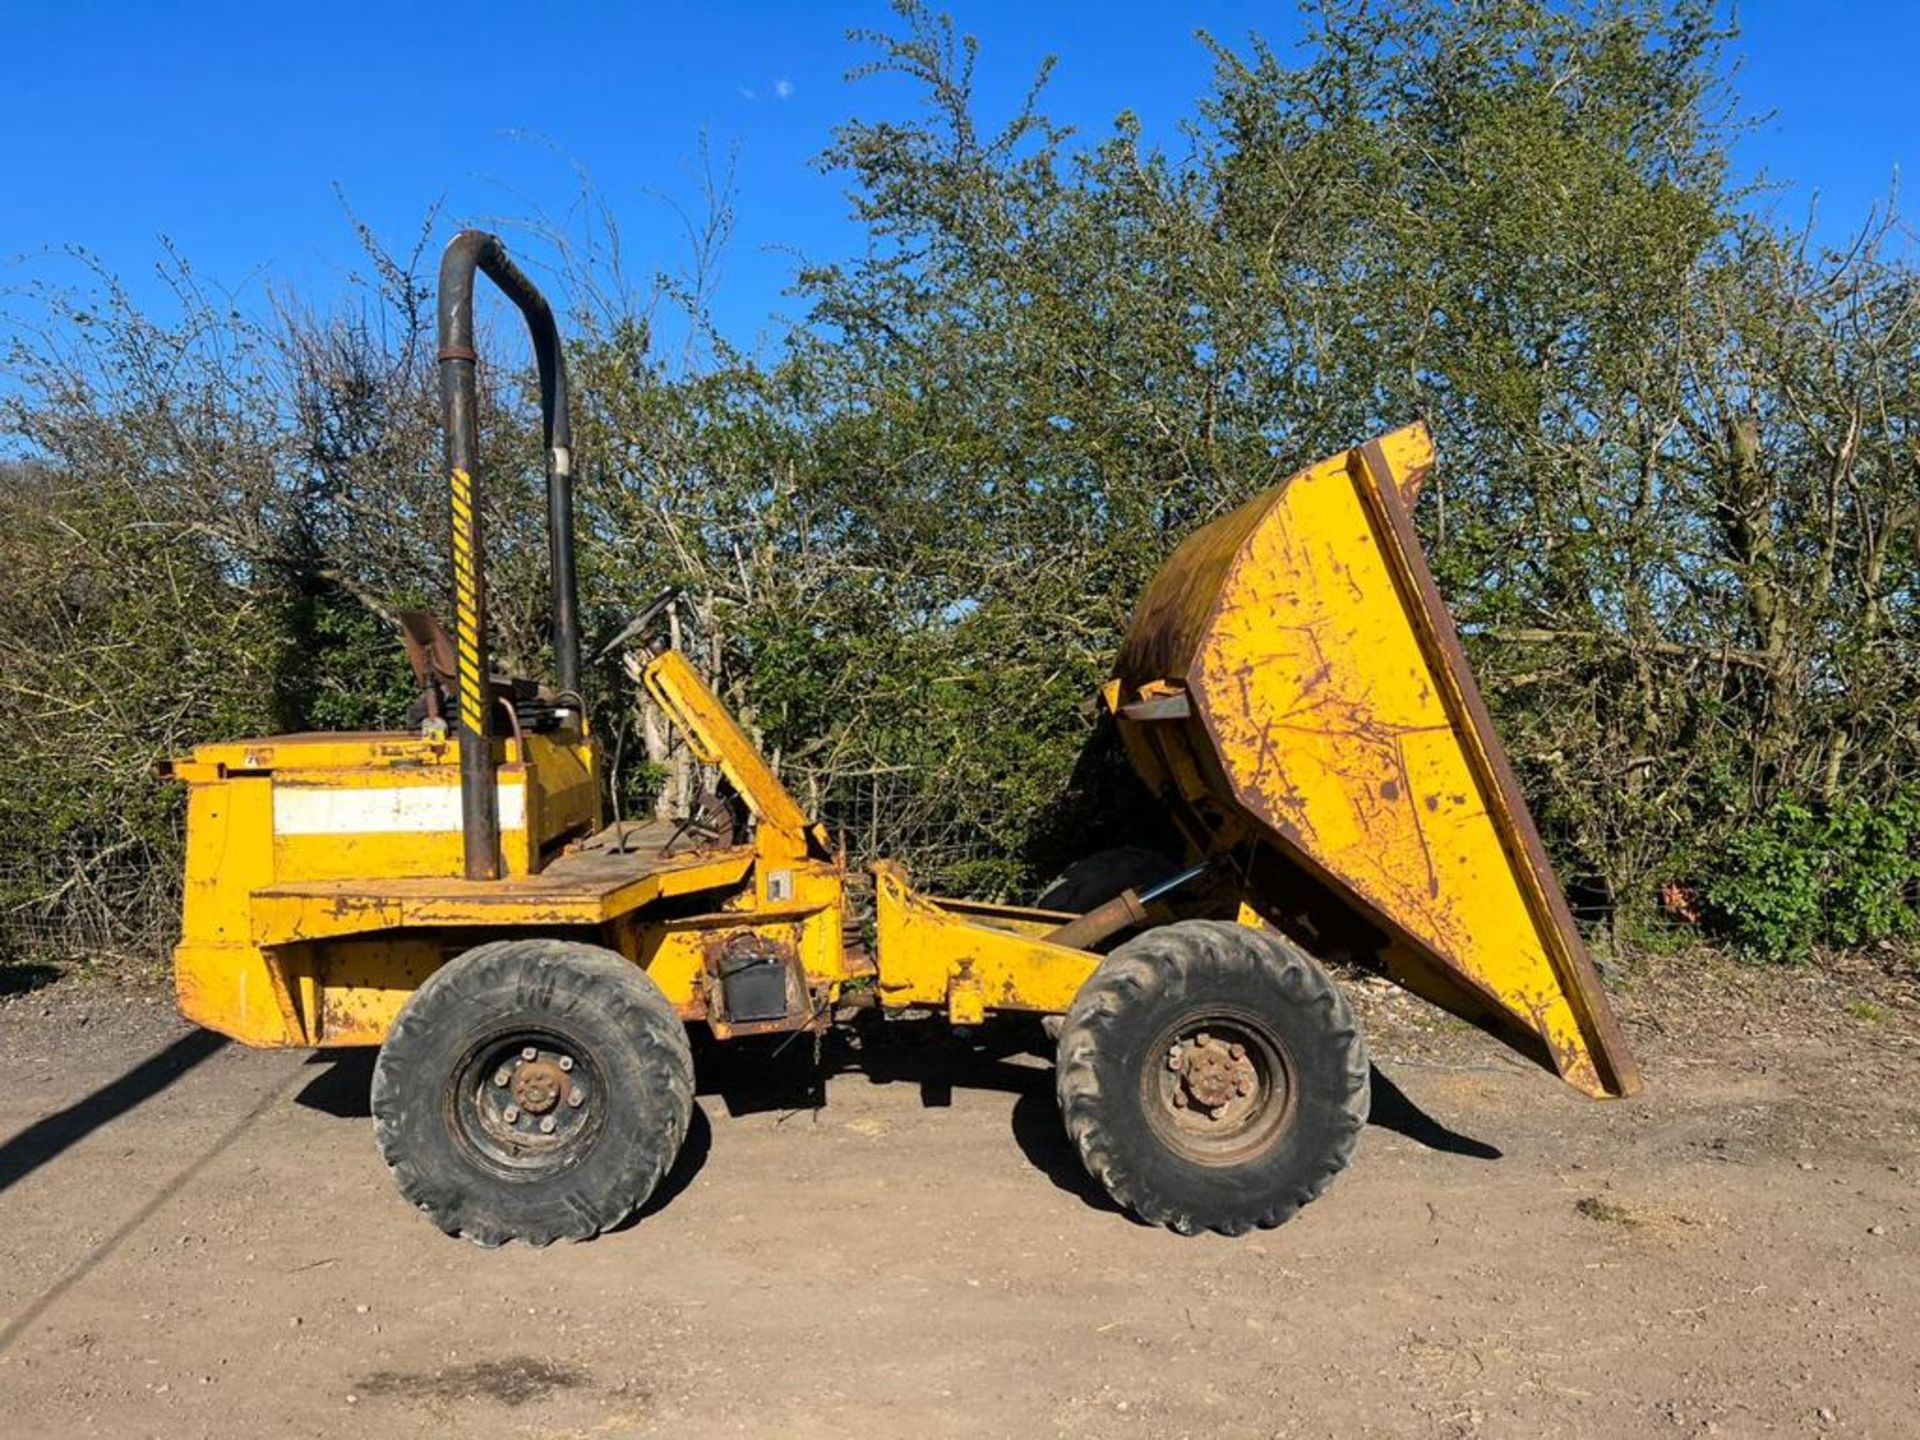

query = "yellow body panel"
172;730;597;881
169;650;879;1048
170;723;604;1045
872;861;1098;1018
1113;423;1638;1098
303;938;446;1047
171;438;1635;1110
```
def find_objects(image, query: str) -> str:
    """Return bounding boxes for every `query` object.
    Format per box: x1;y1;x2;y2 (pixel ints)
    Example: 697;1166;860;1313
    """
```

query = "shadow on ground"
1368;1065;1503;1160
0;961;62;997
286;1019;1501;1226
295;1047;376;1119
0;1027;228;1195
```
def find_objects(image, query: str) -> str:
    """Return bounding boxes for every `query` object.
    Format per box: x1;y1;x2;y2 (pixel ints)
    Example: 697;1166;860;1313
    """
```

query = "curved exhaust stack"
437;231;582;880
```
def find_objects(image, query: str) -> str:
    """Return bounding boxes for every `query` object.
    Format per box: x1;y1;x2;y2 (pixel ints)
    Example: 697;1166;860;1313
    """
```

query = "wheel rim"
1141;1009;1296;1166
447;1026;607;1180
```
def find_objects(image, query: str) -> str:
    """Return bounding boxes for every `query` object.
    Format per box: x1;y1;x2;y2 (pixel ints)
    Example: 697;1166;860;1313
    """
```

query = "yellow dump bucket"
1107;423;1639;1099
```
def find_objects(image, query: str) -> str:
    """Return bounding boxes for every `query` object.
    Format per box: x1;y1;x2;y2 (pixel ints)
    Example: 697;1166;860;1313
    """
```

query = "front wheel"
1056;920;1369;1235
371;938;694;1246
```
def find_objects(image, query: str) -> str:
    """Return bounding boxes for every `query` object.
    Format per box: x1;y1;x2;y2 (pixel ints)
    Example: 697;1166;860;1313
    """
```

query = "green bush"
1701;794;1920;962
5;0;1920;979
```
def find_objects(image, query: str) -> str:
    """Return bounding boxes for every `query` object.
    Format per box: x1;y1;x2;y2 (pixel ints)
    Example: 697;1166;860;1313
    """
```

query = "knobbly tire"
1056;920;1369;1235
371;939;694;1247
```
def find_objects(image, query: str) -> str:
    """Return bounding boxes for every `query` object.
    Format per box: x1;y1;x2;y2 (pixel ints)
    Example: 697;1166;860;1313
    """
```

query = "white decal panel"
273;784;526;836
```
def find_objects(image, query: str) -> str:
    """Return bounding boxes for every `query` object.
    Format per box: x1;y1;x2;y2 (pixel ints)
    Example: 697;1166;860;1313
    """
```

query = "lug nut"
521;1047;538;1062
558;1056;574;1072
568;1087;585;1107
503;1105;520;1123
493;1069;511;1087
1195;1032;1211;1048
1229;1043;1245;1060
1172;1091;1189;1108
539;1116;557;1134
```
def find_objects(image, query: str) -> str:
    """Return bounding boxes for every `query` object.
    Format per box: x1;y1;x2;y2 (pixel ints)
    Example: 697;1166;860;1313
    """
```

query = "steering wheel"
659;789;740;856
595;585;684;662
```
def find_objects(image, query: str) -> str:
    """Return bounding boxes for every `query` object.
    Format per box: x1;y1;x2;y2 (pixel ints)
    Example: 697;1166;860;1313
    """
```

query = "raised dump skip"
1108;423;1640;1099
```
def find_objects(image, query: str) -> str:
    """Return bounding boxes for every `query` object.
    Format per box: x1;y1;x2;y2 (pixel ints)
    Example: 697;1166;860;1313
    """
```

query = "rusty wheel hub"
1145;1016;1295;1165
509;1058;568;1115
461;1036;598;1167
1167;1031;1257;1113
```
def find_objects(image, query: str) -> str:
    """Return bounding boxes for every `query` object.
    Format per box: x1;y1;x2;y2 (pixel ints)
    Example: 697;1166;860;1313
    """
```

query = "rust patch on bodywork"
1110;423;1638;1099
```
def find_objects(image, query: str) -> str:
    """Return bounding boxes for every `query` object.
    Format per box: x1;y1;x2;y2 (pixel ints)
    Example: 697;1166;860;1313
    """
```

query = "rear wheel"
371;939;693;1246
1056;920;1368;1234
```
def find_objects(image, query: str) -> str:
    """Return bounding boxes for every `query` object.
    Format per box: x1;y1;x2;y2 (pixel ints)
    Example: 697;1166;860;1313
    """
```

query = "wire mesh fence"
0;765;1029;984
799;763;1029;900
0;856;179;978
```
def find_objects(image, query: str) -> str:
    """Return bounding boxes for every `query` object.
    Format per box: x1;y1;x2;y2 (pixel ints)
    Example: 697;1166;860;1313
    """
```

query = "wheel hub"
466;1038;596;1162
509;1058;568;1115
1168;1031;1258;1113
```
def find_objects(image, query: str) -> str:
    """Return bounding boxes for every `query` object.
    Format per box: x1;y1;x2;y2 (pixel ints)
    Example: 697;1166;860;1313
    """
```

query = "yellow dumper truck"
165;233;1637;1244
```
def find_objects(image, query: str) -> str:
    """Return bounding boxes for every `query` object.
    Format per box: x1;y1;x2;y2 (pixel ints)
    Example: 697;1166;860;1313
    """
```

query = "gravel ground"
0;950;1915;1438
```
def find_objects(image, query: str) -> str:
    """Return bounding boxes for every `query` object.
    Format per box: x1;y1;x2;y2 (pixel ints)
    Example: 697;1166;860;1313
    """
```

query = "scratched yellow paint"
1113;423;1638;1099
168;427;1633;1101
175;731;597;882
170;721;603;1045
872;861;1096;1016
169;649;870;1048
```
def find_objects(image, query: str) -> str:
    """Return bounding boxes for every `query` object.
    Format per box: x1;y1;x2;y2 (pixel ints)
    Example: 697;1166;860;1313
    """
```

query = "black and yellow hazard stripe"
449;467;485;734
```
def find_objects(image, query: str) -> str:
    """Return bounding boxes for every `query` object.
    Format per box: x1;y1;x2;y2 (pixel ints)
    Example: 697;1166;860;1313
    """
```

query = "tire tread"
371;939;693;1247
1057;920;1368;1235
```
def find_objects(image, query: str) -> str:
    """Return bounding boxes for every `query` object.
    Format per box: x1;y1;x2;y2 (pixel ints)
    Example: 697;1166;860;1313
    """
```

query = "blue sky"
1;1;1913;353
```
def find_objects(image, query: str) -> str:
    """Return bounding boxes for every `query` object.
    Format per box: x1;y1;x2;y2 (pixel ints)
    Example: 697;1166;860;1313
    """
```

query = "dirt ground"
0;953;1915;1440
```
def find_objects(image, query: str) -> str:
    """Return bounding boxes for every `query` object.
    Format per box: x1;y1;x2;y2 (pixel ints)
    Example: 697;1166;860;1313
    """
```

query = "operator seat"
397;610;567;733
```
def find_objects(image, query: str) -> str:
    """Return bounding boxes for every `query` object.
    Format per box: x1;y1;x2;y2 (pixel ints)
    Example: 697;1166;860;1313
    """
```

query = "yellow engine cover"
167;728;598;1044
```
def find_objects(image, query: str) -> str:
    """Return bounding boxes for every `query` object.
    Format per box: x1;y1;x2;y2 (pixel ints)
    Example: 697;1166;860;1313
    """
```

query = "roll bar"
437;230;582;880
